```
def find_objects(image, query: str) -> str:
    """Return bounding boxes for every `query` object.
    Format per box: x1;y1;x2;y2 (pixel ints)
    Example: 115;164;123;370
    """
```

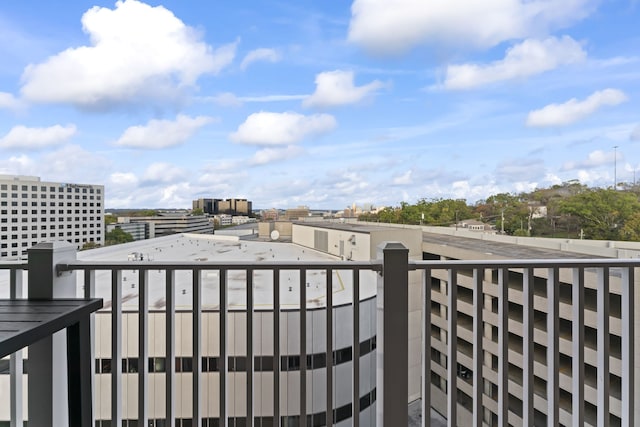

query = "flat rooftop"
422;232;603;259
295;221;400;234
75;233;376;311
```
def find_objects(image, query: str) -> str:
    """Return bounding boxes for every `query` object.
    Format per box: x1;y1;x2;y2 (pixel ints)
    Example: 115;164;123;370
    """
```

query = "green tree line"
358;181;640;241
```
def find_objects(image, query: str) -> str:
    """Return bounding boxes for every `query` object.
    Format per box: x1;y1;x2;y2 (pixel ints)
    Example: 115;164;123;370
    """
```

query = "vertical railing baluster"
447;268;458;426
522;267;534;427
193;268;202;425
273;269;281;427
246;268;254;427
300;269;307;427
138;268;149;426
621;266;634;427
597;267;610;427
326;268;333;427
220;268;228;427
497;268;508;426
422;268;432;427
111;268;123;426
572;268;584;427
166;269;176;427
352;269;360;427
9;267;24;427
472;268;483;427
547;267;559;426
84;268;97;427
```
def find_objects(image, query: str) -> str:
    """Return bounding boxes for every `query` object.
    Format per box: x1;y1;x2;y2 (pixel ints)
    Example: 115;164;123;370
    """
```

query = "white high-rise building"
0;175;104;259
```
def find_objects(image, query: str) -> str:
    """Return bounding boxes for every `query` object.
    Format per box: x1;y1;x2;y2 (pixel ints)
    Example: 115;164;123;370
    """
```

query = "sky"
0;0;639;210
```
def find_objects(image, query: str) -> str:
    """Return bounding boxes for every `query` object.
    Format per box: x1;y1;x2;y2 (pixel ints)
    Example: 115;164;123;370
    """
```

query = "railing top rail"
410;258;640;270
57;260;383;272
0;261;28;270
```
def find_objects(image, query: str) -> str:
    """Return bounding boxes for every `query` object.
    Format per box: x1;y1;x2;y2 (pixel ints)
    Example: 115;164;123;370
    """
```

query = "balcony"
0;241;637;426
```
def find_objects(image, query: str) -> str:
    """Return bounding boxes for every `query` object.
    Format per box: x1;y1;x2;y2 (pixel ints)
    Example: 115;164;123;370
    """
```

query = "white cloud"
114;115;214;149
249;145;304;165
0;92;24;111
303;70;384;108
240;48;281;70
0;154;34;173
526;89;628;127
562;150;615;170
443;36;586;89
0;124;76;149
631;125;640;141
392;170;413;185
205;92;307;107
211;92;243;107
109;172;139;186
230;112;336;145
38;145;112;182
20;0;237;109
348;0;596;54
241;94;307;103
142;162;187;184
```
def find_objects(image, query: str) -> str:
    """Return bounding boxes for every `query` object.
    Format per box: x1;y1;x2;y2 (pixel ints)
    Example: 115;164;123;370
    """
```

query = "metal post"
27;241;78;427
10;269;24;427
547;268;559;426
376;242;409;427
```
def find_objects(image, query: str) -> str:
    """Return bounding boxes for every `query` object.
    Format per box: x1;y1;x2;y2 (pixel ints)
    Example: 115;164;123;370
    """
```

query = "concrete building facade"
0;174;104;258
124;213;213;238
106;221;148;241
193;198;253;216
218;198;252;216
356;221;640;426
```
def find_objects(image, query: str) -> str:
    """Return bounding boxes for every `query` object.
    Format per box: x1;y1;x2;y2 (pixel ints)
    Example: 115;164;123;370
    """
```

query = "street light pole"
614;145;618;189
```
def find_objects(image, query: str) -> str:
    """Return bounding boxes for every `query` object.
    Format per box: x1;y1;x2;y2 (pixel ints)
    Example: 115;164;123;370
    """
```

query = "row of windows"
1;226;102;232
0;217;101;224
0;237;102;257
0;183;101;194
95;388;377;427
0;192;101;200
0;217;100;225
1;209;99;216
94;337;376;375
0;200;101;209
1;229;101;239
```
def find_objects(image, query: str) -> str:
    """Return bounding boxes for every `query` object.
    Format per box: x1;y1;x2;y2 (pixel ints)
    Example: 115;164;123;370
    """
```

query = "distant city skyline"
0;0;639;209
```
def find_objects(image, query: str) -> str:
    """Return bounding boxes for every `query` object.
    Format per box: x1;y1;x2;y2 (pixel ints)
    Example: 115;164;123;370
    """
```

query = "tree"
474;193;529;235
105;228;134;246
557;188;640;240
620;212;640;241
192;207;204;216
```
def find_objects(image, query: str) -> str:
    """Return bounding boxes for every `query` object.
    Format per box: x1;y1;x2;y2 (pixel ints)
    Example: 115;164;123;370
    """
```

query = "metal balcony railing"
0;242;638;427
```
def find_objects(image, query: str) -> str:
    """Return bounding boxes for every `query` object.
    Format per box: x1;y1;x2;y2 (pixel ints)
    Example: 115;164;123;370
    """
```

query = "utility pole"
501;209;505;234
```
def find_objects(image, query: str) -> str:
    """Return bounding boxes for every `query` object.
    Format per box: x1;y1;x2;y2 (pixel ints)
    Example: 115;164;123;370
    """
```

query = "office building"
284;206;310;221
106;221;148;241
193;198;222;215
0;174;104;258
218;198;252;216
124;213;212;238
193;198;253;216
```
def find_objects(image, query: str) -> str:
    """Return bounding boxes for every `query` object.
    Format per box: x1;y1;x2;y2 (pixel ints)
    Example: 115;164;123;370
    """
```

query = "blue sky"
0;0;639;209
